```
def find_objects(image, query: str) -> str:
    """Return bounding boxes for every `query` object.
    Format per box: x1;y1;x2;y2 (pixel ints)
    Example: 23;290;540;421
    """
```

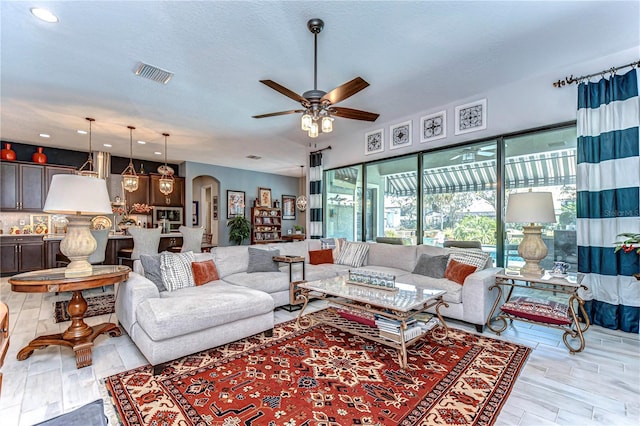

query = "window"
325;165;362;241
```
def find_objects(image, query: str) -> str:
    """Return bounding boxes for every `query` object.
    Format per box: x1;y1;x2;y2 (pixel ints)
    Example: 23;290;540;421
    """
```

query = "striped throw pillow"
336;241;369;267
447;248;490;270
161;251;196;291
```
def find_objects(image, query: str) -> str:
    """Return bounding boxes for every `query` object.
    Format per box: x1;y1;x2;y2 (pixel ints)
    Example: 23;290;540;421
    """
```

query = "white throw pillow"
336;241;369;267
161;251;196;291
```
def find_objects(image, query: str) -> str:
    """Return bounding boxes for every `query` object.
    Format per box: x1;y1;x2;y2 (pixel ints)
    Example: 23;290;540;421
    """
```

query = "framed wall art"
192;201;199;226
258;187;272;207
227;190;245;218
455;98;487;135
30;214;51;234
282;195;296;220
420;110;446;143
390;120;412;150
364;129;384;155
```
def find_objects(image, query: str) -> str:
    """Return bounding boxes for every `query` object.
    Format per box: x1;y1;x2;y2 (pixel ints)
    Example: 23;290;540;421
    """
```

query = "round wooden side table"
9;265;130;369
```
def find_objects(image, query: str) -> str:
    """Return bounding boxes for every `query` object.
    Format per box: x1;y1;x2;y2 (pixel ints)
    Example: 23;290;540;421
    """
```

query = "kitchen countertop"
2;232;185;241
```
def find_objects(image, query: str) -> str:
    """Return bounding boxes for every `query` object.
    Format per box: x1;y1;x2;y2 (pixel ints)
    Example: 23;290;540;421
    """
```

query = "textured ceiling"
1;1;638;176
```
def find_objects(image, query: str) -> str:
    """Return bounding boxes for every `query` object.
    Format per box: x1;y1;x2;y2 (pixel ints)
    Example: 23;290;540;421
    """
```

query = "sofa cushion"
303;263;351;282
191;259;219;286
247;246;280;273
137;283;274;340
367;243;416;272
223;271;290;294
161;251;195;291
336;241;369;267
179;225;204;253
214;246;250;277
129;227;161;260
309;249;334;265
444;259;477;285
412;253;449;278
271;241;309;258
448;248;491;270
397;274;463;304
139;254;165;292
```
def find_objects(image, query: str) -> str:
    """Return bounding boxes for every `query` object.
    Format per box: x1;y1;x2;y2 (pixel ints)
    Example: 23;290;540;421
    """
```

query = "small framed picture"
192;201;199;226
390;120;412;150
258;187;272;207
282;195;296;220
455;98;487;135
420;110;446;143
364;129;384;155
30;214;51;234
227;190;246;218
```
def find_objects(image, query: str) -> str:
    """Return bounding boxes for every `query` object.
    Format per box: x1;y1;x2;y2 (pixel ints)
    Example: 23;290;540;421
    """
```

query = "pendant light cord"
127;126;135;166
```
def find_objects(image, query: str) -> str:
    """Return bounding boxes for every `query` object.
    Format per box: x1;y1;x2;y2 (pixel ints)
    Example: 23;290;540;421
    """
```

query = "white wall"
323;47;640;169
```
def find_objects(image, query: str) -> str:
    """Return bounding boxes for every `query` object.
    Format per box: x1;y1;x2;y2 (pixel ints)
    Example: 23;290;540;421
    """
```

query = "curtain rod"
310;145;332;154
553;59;640;88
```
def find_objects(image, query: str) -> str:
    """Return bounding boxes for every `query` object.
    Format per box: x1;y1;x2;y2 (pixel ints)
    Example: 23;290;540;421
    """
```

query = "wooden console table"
486;272;590;353
9;265;130;368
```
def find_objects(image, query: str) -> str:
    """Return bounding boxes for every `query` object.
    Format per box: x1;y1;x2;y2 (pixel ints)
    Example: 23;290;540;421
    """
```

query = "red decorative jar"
32;147;47;164
1;143;16;161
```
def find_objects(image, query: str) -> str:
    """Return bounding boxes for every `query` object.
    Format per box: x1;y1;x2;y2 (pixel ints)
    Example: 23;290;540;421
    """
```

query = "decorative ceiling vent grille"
246;155;262;160
135;62;174;84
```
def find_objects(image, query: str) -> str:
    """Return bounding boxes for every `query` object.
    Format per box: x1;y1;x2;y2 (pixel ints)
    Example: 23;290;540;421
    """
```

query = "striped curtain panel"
576;68;639;333
309;152;323;239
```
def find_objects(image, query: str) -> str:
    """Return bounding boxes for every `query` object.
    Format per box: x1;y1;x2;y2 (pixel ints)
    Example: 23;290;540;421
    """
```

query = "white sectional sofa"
116;240;500;373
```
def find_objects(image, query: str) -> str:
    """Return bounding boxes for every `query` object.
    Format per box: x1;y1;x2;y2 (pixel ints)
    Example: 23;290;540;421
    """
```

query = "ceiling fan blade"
321;77;370;105
259;80;308;105
332;107;379;122
252;109;304;119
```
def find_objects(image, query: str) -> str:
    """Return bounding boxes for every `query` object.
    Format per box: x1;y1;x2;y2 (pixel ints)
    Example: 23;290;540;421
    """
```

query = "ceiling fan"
252;18;379;138
450;146;496;163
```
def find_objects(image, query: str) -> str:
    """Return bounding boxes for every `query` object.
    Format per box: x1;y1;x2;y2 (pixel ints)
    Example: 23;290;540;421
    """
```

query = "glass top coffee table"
296;275;449;369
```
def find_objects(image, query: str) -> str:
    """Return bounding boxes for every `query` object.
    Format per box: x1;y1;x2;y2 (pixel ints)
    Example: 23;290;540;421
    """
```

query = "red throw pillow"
191;260;219;286
309;249;334;265
444;259;477;285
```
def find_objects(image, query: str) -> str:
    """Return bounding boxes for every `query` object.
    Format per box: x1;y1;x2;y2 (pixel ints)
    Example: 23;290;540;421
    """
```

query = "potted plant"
228;216;251;245
293;224;304;235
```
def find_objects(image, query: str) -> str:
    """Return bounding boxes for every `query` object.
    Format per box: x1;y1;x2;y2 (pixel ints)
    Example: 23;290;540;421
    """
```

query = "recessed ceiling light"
77;130;87;135
103;143;112;148
154;151;162;155
137;140;146;145
39;133;50;138
30;8;59;23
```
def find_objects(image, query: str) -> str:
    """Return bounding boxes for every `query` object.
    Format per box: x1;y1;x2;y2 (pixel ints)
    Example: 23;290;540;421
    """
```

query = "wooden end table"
273;255;306;311
9;265;130;368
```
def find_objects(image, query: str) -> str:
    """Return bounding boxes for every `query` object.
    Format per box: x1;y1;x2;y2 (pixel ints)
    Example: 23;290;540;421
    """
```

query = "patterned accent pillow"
444;259;477;285
247;247;280;273
191;259;219;286
140;254;165;292
179;226;204;253
500;297;571;325
336;241;369;267
309;249;334;265
160;251;196;291
412;254;449;278
448;248;490;270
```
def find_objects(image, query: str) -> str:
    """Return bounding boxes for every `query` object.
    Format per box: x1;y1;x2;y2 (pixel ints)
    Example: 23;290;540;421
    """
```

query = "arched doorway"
192;175;220;246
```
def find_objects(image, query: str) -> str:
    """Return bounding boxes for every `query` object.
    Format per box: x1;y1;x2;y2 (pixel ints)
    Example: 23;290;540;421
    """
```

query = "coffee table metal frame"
296;276;449;369
9;265;130;368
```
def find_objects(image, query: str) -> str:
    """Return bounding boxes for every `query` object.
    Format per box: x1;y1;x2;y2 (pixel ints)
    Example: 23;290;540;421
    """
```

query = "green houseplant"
293;224;304;234
228;216;251;245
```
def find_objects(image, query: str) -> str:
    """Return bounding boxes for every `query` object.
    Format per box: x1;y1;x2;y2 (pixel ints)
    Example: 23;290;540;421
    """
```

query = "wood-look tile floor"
0;277;638;425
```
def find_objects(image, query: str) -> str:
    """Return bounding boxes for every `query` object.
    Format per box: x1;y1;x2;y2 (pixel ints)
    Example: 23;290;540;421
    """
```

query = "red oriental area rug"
104;313;530;426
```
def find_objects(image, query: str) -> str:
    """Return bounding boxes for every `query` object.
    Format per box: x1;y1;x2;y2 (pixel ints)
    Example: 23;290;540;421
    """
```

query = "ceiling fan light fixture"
321;116;333;133
301;112;312;131
122;126;139;192
308;121;319;138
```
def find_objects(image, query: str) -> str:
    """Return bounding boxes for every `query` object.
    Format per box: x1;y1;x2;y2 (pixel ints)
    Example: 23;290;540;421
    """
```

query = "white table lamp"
505;191;556;276
44;174;112;277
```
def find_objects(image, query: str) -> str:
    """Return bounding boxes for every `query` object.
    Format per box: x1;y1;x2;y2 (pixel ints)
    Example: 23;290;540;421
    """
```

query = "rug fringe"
99;377;123;426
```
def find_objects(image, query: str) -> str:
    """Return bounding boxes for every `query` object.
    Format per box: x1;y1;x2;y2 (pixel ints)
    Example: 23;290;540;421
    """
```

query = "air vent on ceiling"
246;155;262;160
135;62;174;84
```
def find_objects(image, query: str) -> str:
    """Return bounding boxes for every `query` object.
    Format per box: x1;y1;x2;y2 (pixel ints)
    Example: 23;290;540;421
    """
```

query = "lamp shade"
505;191;556;224
43;174;112;215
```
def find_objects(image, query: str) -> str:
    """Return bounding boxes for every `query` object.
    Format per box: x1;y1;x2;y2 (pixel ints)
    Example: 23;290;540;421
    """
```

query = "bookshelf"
250;206;283;244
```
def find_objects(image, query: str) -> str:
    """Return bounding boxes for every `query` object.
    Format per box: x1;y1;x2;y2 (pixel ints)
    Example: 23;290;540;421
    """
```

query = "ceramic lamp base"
60;215;97;277
518;224;547;276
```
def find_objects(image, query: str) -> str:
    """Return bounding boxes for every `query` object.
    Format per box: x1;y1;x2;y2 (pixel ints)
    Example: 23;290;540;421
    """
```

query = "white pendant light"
77;117;99;178
158;132;174;196
121;126;139;192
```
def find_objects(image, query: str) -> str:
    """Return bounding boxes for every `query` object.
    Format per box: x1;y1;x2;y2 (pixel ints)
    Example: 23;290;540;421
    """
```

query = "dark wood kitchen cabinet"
0;236;45;275
0;162;45;211
150;175;184;207
45;165;76;189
